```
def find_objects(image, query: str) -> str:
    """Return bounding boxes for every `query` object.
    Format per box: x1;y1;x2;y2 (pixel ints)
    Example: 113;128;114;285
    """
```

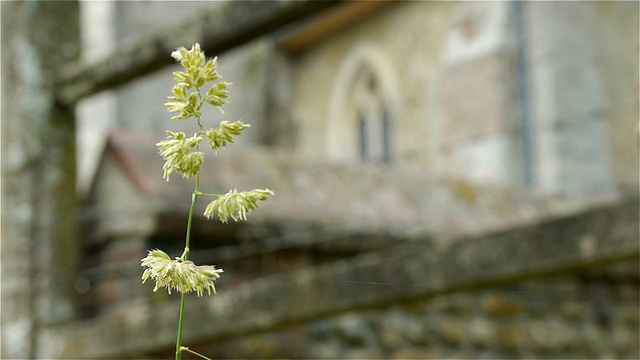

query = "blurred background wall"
2;1;638;359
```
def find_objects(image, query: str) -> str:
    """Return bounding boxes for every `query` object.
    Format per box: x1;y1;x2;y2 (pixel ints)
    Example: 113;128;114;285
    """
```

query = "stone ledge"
39;200;639;358
54;1;345;105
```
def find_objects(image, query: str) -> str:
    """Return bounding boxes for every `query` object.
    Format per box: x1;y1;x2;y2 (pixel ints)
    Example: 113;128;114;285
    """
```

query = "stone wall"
152;262;639;359
527;1;639;195
45;198;638;358
289;1;449;167
308;268;639;359
288;1;522;185
287;1;639;193
40;2;638;359
75;1;638;193
1;2;80;358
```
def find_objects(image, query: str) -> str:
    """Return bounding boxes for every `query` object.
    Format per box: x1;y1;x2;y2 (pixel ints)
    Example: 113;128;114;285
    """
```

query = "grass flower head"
204;188;274;223
141;249;223;296
157;131;205;181
143;43;274;360
205;120;251;153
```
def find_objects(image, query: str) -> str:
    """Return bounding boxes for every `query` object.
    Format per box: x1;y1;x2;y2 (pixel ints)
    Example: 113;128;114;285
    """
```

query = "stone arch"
327;42;401;163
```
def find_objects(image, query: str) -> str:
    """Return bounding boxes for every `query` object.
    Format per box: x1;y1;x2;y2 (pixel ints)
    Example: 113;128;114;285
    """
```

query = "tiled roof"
94;130;619;238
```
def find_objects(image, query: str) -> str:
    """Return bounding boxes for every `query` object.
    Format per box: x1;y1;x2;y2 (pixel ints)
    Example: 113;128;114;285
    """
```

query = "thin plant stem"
146;47;268;360
176;104;202;360
179;89;203;261
176;166;201;360
180;175;200;260
181;346;213;360
175;293;187;360
195;191;218;198
175;88;205;360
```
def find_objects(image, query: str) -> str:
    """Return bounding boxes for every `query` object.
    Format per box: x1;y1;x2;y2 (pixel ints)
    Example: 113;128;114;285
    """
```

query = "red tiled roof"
94;130;619;237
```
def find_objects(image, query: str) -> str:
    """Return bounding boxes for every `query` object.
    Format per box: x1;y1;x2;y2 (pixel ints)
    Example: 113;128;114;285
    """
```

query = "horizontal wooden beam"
54;0;345;105
278;1;395;54
39;200;639;358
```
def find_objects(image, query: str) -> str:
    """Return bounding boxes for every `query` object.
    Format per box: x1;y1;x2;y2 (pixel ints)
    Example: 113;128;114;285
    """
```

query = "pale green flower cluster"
141;249;223;296
157;131;204;180
205;120;250;153
204;188;275;223
157;43;250;181
167;43;229;117
142;44;274;302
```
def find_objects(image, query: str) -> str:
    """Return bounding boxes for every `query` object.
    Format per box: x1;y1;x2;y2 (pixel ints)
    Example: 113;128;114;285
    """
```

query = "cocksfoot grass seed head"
204;188;274;223
141;249;223;296
204;81;231;110
165;85;203;121
170;43;206;82
205;120;251;153
166;43;229;121
157;131;205;181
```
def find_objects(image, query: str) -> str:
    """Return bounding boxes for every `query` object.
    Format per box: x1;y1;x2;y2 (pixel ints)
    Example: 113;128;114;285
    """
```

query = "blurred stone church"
2;1;638;359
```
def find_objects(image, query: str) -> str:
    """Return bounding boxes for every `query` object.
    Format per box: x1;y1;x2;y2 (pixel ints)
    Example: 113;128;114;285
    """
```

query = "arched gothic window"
328;44;398;164
353;67;391;163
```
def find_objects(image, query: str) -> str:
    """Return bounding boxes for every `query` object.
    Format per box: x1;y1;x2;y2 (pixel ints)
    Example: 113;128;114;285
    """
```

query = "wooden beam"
278;1;397;54
54;0;345;105
39;200;639;358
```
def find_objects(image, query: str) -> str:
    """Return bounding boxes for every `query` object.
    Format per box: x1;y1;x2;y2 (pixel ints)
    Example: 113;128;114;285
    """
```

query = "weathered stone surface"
390;348;436;360
54;0;345;104
496;324;525;352
1;1;80;358
88;130;632;250
468;317;495;348
441;53;516;145
335;315;372;347
557;301;590;321
4;2;635;359
38;200;639;358
438;319;465;346
482;294;526;317
527;1;639;194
